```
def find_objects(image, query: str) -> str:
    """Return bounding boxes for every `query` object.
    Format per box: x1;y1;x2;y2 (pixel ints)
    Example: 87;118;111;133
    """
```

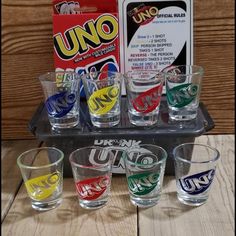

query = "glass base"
50;115;79;130
130;196;159;208
31;198;62;211
168;108;197;121
177;194;207;206
128;110;159;127
79;199;108;209
91;115;120;128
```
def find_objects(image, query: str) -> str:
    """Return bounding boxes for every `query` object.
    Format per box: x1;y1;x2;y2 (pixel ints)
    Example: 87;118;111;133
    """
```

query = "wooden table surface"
1;135;234;236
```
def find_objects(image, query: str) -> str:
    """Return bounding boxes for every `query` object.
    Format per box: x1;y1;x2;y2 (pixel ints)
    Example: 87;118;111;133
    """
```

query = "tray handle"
199;102;215;132
28;102;45;135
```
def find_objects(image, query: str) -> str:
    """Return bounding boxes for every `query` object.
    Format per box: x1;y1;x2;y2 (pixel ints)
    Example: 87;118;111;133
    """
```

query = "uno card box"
118;0;193;94
29;97;215;177
52;0;120;97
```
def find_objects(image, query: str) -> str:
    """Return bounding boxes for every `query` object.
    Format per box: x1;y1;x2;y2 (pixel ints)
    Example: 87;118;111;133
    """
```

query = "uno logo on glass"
133;84;163;113
167;83;198;108
54;14;118;60
88;85;119;115
179;169;215;195
25;172;61;200
76;175;110;200
127;152;160;195
46;91;76;118
128;173;159;195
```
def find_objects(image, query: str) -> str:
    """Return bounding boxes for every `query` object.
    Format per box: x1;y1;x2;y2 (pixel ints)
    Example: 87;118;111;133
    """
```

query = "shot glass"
17;147;64;211
123;144;167;208
69;146;114;209
81;71;123;128
164;65;204;121
173;143;220;206
39;71;81;130
124;70;164;126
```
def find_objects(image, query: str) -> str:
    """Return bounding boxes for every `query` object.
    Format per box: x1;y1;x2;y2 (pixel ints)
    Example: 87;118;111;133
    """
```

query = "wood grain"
1;0;235;139
1;53;53;140
2;177;137;236
138;134;235;236
1;135;234;236
1;140;41;222
2;0;53;55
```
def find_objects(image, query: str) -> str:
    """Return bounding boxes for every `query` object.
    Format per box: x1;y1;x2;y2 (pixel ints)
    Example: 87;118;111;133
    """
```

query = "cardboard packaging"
52;0;120;97
118;0;193;93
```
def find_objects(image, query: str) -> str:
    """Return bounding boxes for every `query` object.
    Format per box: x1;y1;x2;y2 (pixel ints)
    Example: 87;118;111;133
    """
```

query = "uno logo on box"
128;4;159;25
53;13;119;60
53;10;120;98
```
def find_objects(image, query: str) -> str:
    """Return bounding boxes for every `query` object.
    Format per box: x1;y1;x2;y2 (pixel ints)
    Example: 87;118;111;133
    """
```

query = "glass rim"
124;144;167;166
38;71;80;83
81;71;123;82
162;65;204;76
124;70;165;82
173;143;220;164
17;147;64;169
69;146;114;169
